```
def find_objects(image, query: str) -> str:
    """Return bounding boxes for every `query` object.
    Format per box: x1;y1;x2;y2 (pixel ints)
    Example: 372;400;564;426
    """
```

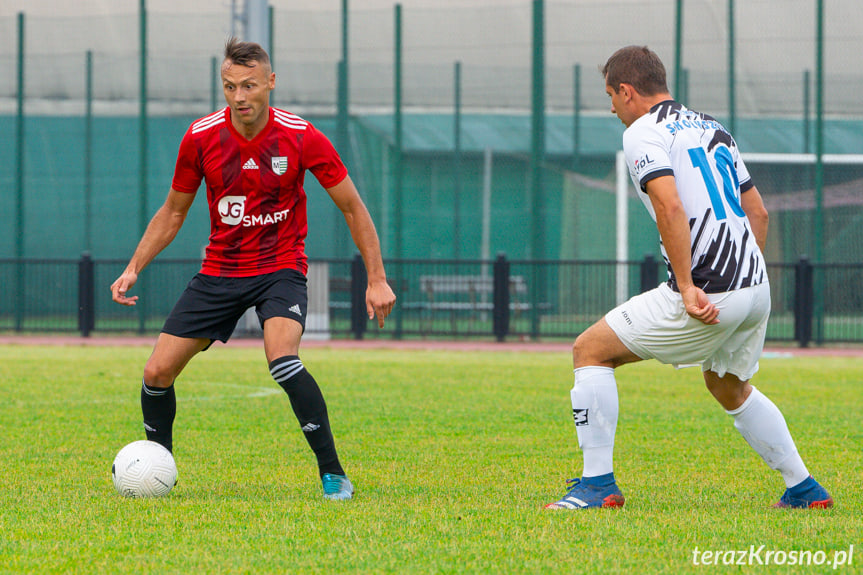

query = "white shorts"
605;282;770;381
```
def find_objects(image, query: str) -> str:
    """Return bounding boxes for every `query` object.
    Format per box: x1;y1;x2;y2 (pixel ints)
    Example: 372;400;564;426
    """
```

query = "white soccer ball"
111;440;178;498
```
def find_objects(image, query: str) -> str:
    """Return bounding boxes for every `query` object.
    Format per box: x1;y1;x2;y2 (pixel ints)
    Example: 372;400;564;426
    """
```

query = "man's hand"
681;285;719;325
110;271;140;306
366;280;396;328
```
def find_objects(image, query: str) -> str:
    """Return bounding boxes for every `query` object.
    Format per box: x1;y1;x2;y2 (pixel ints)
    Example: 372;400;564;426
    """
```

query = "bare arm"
741;185;769;252
110;189;196;306
326;175;396;327
646;175;719;325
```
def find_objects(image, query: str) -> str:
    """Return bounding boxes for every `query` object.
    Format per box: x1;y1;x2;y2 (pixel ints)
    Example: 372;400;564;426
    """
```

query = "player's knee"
143;358;177;389
572;332;593;366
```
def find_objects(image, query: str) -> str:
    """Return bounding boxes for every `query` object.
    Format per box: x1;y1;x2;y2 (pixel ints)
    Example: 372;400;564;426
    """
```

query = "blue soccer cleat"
322;473;354;501
773;476;833;509
544;473;625;509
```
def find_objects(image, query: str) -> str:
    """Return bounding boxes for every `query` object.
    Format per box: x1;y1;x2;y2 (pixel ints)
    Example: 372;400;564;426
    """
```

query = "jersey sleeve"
734;149;755;193
170;127;204;194
623;122;674;192
301;124;348;189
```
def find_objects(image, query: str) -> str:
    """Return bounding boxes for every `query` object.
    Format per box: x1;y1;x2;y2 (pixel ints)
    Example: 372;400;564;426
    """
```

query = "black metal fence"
1;254;860;347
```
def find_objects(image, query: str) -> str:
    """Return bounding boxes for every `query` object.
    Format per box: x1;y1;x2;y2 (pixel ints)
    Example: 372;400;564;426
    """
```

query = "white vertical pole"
480;147;493;314
615;150;629;305
481;147;493;264
245;0;269;48
381;144;390;257
231;0;238;37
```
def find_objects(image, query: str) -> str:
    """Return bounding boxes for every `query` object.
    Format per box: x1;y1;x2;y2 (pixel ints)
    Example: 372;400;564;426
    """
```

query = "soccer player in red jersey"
110;38;395;500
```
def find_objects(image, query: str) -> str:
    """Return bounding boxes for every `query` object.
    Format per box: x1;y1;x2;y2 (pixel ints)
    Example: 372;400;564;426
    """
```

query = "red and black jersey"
171;106;347;277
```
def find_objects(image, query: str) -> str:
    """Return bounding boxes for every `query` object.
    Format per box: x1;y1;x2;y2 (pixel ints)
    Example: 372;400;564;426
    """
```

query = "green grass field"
0;344;859;574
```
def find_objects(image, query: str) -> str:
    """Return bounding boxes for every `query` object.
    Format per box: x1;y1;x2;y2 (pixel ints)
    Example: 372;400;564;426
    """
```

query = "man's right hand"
110;271;140;306
681;285;719;325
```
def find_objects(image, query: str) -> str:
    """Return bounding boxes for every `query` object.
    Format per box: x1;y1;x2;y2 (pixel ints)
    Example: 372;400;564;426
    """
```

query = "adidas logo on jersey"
289;304;302;317
242;158;259;170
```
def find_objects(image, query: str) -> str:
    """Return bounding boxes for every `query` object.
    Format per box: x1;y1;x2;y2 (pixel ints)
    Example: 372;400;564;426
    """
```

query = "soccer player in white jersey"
545;46;833;510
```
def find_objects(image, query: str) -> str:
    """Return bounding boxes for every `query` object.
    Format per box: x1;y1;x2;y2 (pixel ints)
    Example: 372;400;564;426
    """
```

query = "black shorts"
161;268;308;345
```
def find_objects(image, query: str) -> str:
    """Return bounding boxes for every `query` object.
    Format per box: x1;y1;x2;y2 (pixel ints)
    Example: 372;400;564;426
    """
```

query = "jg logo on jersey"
272;156;288;175
218;195;246;225
218;195;290;227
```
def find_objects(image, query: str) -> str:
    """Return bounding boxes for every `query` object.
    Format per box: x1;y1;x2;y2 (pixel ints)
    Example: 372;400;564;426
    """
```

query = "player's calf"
140;379;176;453
269;355;346;482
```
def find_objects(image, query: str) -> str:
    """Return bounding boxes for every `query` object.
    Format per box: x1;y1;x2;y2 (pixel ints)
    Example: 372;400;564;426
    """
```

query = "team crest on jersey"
272;156;288;175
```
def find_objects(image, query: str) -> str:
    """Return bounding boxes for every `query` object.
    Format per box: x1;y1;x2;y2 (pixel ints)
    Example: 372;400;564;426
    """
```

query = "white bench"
418;274;529;329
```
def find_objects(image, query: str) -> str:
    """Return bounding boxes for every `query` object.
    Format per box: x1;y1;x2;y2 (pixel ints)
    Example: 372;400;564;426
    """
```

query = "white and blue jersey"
624;100;766;293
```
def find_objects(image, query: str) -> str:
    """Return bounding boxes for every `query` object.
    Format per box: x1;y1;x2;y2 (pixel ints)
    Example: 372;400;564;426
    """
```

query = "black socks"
139;357;344;477
140;380;176;453
269;356;344;477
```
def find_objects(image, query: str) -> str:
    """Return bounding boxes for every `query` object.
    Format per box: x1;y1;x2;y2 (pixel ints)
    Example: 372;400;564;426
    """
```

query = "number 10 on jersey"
688;146;745;220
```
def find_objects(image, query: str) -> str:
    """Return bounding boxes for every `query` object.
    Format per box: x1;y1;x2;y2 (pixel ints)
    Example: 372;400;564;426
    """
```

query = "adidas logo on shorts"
289;304;302;316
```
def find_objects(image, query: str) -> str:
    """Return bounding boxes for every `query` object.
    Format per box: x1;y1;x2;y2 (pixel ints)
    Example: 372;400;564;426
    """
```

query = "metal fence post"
78;252;95;337
794;255;813;348
15;12;25;333
493;253;510;342
350;253;367;340
640;253;659;293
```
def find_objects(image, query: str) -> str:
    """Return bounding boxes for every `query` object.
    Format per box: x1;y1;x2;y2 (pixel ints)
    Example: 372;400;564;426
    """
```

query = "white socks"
571;366;619;477
569;370;809;488
726;386;810;488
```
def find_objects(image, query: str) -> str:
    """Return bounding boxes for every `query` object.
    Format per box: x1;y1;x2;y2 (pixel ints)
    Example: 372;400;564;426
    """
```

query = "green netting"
2;113;862;266
747;159;863;264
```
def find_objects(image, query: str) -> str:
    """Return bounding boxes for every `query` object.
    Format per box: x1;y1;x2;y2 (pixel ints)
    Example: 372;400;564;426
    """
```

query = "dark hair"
224;36;270;69
601;45;668;96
